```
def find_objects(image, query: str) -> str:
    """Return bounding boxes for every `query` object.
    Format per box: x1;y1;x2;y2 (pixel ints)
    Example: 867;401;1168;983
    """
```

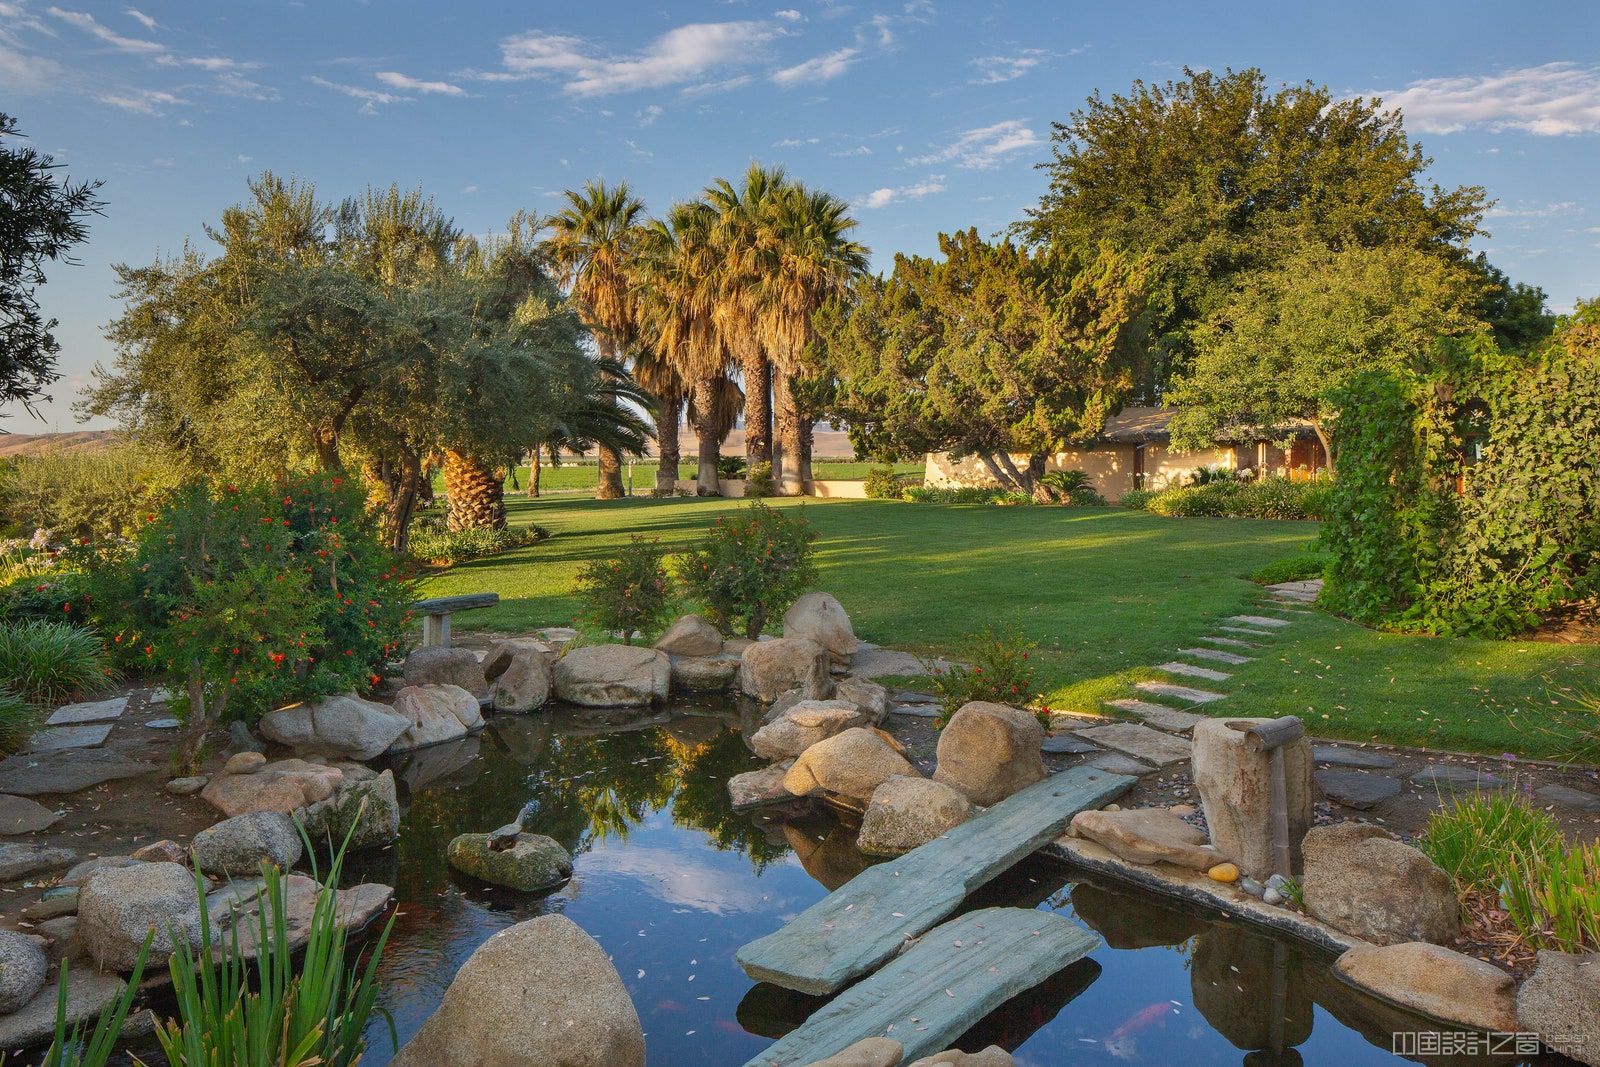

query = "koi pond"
343;702;1466;1066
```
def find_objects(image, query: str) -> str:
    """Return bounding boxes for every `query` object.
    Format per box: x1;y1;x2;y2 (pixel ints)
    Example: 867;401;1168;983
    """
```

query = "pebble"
1207;863;1239;883
165;776;208;796
1238;877;1266;898
1263;887;1285;906
144;718;182;730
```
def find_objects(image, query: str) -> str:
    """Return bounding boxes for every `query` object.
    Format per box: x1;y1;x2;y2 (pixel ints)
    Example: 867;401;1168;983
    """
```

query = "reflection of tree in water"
668;728;793;870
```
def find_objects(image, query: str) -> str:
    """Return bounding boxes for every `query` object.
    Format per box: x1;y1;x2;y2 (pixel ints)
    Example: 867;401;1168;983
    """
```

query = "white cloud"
307;75;407;113
909;119;1041;169
636;103;663;126
830;144;871;156
489;21;774;96
462;184;479;194
98;87;183;114
376;70;465;96
678;73;752;98
124;7;156;31
772;46;857;86
235;153;251;162
47;6;164;54
970;49;1047;85
773;8;803;20
857;175;945;209
1376;63;1600;136
1486;201;1581;219
774;136;819;147
0;42;62;90
0;2;55;36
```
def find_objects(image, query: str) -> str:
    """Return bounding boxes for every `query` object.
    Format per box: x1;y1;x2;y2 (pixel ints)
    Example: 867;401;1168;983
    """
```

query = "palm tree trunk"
443;450;507;530
655;387;683;496
596;445;625;500
799;419;814;490
740;351;771;468
690;375;722;495
529;450;541;497
773;372;804;496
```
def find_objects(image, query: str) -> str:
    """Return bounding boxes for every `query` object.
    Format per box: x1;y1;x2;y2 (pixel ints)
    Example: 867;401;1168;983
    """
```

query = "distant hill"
0;431;121;459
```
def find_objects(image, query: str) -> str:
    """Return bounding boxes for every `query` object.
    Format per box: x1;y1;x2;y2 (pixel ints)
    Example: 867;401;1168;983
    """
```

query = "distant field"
488;460;923;494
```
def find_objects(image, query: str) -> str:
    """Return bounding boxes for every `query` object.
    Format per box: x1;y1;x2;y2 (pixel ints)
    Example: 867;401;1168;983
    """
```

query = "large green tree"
1;113;103;419
1018;68;1489;387
819;228;1151;496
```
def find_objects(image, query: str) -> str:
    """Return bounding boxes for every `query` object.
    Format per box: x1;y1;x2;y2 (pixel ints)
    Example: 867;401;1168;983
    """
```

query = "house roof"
1097;406;1317;445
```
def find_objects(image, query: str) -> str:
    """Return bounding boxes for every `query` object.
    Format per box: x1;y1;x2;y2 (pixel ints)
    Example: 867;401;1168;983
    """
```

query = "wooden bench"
412;593;499;648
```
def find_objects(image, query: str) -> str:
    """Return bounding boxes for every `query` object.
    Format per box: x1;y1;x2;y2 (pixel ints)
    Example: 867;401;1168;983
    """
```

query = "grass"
0;619;115;708
416;495;1600;760
483;460;922;494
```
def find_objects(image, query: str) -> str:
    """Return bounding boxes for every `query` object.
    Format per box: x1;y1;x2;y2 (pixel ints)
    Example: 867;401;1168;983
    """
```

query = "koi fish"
1103;1001;1175;1060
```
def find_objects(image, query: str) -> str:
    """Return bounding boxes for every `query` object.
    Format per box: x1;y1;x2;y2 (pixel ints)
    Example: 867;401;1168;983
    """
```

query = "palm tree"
546;181;648;500
629;347;684;495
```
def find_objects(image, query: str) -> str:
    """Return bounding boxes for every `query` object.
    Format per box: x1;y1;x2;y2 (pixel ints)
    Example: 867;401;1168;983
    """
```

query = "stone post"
1191;717;1313;880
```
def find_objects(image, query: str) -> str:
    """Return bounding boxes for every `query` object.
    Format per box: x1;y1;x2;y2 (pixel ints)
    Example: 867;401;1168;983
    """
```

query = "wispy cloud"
1486;201;1581;219
858;175;945;209
773;8;803;21
307;75;407;113
909;119;1041;169
969;49;1048;85
376;70;465;96
47;6;164;54
1376;63;1600;136
772;45;857;86
124;7;155;31
154;53;259;72
636;103;663;126
485;22;775;96
98;87;183;114
773;136;819;148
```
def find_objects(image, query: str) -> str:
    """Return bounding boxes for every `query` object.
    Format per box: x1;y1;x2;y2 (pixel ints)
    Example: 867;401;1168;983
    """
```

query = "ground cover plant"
0;618;112;707
677;503;816;638
414;494;1600;758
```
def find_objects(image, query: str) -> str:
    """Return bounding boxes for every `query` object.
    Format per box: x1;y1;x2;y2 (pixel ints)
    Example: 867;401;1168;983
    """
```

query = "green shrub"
863;464;901;500
929;627;1046;729
716;456;747;480
1064;486;1107;506
744;461;774;499
577;535;673;644
677;503;817;638
1119;488;1156;511
102;474;412;761
408;524;548;565
0;619;114;707
0;687;39;756
1040;469;1091;495
0;444;180;545
1144;478;1327;520
1251;553;1329;585
903;486;1011;505
1418;791;1564;894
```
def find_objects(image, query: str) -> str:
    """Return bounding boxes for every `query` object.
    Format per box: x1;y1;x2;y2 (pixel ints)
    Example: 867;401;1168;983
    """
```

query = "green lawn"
488;460;922;494
419;495;1600;760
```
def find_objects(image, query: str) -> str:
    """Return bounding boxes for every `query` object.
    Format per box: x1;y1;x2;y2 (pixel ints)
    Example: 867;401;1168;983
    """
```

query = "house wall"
924;446;1140;501
1141;444;1237;491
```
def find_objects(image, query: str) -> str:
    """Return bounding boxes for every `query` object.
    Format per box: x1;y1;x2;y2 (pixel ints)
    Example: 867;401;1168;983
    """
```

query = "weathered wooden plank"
736;765;1132;995
744;908;1098;1067
412;592;499;614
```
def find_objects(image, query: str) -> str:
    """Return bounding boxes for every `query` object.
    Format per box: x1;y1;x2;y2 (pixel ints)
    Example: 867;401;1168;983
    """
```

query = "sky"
3;0;1598;430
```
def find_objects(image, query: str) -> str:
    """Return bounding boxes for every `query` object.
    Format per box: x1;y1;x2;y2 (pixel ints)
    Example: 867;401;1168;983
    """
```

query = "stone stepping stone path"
1103;699;1205;735
747;907;1098;1067
1178;646;1252;666
1155;660;1231;683
1535;784;1600;814
24;722;114;754
1136;681;1226;704
1313;745;1397;770
736;765;1133;995
1041;734;1099;755
1217;624;1278;638
1198;635;1261;650
889;703;940;719
0;842;77;881
44;696;127;726
1317;769;1403;810
0;795;61;834
1226;614;1292;629
0;749;155;796
1075;722;1192;767
1088;752;1158;776
1411;765;1508;792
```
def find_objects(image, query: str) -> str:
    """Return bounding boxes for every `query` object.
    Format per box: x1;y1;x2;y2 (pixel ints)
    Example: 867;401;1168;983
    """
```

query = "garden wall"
923;444;1239;501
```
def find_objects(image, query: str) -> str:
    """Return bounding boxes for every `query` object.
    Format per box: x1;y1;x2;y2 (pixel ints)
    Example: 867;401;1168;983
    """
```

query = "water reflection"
352;705;1523;1066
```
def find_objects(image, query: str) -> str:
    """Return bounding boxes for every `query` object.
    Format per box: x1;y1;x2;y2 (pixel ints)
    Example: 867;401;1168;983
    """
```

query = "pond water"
346;702;1501;1067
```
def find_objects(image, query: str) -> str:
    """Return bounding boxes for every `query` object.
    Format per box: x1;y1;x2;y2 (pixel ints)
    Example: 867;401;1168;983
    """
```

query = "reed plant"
1503;840;1600;953
1417;790;1564;893
0;620;114;708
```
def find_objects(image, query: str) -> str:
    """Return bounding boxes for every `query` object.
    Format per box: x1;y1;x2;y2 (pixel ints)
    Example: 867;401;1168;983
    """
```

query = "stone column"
1192;717;1313;880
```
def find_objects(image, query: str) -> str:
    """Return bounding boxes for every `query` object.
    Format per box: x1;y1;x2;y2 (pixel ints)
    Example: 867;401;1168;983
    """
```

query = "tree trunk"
655;387;683;496
690;375;723;495
1311;421;1336;475
443;450;506;530
740;351;771;468
595;445;625;500
798;417;815;491
979;452;1025;493
529;450;541;497
385;449;423;554
773;372;805;496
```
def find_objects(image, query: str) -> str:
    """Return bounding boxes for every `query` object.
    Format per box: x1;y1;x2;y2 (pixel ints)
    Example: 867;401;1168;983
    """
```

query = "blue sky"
3;0;1598;429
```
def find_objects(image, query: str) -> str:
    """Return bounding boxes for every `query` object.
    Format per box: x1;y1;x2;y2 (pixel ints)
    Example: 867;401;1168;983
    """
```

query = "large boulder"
783;727;919;802
300;769;400;852
857;775;973;856
1301;823;1460;945
402;646;487;698
654;614;724;657
76;861;203;972
782;592;859;664
749;700;865;760
668;653;742;693
1333;942;1518;1032
389;684;482;752
1191;717;1314;879
1517;950;1600;1065
552;645;671;707
835;675;890;725
390;914;645;1067
799;1038;902;1067
0;931;47;1014
447;832;572;893
907;1050;1014;1067
258;694;409;761
190;811;303;876
740;638;834;703
932;702;1046;806
485;639;553;713
1068;806;1218;869
200;758;346;818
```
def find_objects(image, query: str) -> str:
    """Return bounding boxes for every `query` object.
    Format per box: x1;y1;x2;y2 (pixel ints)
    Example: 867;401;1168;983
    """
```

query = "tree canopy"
0;113;103;419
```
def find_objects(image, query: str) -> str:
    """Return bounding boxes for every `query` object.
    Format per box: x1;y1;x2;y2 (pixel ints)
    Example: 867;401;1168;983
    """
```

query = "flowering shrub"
577;535;673;644
677;503;817;638
104;474;412;759
929;627;1045;728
